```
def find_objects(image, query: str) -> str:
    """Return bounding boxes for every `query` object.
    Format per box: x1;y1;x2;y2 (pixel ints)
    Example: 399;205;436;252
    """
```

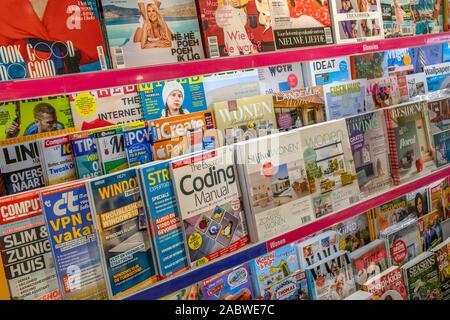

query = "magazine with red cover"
361;266;408;300
197;0;275;58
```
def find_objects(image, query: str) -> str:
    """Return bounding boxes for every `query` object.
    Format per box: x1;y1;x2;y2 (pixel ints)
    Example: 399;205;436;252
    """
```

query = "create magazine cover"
101;0;204;68
0;0;108;81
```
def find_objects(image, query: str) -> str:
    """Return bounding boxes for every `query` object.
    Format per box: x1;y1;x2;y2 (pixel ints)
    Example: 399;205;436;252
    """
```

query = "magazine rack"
0;33;450;102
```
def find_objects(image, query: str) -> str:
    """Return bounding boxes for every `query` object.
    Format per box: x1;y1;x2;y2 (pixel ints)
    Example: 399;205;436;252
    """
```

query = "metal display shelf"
124;165;450;300
1;33;450;102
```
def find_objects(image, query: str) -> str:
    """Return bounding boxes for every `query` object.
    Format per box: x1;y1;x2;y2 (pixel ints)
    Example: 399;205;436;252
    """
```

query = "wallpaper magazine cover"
69;86;144;131
0;189;61;300
0;0;108;81
171;147;250;268
0;96;74;141
40;181;108;300
86;168;158;299
329;0;384;44
197;0;275;57
101;0;204;68
236;130;315;242
300;119;360;218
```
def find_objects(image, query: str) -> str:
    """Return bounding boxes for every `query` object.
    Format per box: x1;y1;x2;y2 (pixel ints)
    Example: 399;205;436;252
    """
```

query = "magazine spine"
383;108;400;185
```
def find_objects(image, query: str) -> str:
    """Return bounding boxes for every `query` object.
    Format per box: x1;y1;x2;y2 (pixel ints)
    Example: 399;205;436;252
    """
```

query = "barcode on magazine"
208;36;220;58
97;46;107;71
113;47;125;69
301;216;311;224
401;26;413;35
324;27;333;44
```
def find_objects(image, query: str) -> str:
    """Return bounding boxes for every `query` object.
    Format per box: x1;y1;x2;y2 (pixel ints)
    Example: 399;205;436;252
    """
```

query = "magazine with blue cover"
123;121;152;167
424;62;450;92
138;76;207;120
434;129;450;167
86;168;158;299
70;131;103;178
40;181;108;300
137;159;189;278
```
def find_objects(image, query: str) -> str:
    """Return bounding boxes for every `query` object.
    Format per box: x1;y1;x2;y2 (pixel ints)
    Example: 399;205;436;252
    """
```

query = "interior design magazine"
0;189;61;300
100;0;204;68
366;76;401;110
86;168;158;299
324;79;367;120
0;96;74;141
69;86;143;131
171;147;250;268
332;213;371;252
236;129;314;242
424;61;450;92
330;0;384;44
197;0;275;57
258;63;304;94
300;119;360;218
345;110;393;196
272;87;326;131
302;57;351;86
0;0;108;81
40;181;108;300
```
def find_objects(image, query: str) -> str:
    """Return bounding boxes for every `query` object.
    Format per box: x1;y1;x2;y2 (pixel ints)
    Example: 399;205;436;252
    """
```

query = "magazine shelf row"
123;164;450;300
1;33;450;102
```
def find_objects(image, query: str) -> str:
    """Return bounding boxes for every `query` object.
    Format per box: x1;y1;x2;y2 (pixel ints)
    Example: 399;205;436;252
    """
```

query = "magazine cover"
350;51;386;79
95;126;129;174
349;239;390;288
428;178;449;222
344;290;373;300
381;0;415;37
361;266;408;299
380;217;421;267
302;57;351;86
366;76;401;110
236;130;314;242
263;270;309;300
101;0;204;68
301;119;360;218
272;87;326;131
428;96;450;134
40;181;108;300
323;79;367;120
0;190;61;300
0;0;108;81
69;86;143;131
38;134;76;186
171;147;250;267
332;214;371;252
383;101;435;185
70;131;103;179
412;44;443;73
138;76;207;120
345;110;393;196
258;63;304;94
434;129;450;167
296;230;340;269
86;168;158;299
418;210;443;251
406;72;428;99
201;264;254;300
0;255;9;300
306;251;356;300
402;251;441;300
122;121;152;167
203;69;261;106
137;159;189;278
425;62;450;92
213;95;277;146
269;0;334;50
160;284;202;300
0;136;46;195
330;0;384;44
431;239;450;300
248;244;300;298
0;96;74;141
197;0;275;57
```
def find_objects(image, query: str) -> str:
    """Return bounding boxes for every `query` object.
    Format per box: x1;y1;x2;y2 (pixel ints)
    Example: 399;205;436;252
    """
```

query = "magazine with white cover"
258;63;304;94
236;129;314;242
296;230;340;269
171;146;250;267
302;57;351;87
323;79;368;120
